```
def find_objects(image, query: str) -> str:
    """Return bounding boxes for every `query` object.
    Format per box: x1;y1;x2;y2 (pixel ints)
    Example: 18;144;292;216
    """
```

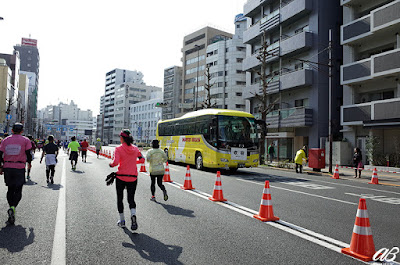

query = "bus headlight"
253;159;259;163
220;158;229;162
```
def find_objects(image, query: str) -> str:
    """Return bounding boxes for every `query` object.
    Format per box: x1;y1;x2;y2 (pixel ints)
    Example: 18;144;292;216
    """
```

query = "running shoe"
150;196;156;201
117;220;126;228
6;207;15;225
131;215;138;231
163;190;168;201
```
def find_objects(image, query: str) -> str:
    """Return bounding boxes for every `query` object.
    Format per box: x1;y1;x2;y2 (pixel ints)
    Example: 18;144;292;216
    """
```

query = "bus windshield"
218;115;258;149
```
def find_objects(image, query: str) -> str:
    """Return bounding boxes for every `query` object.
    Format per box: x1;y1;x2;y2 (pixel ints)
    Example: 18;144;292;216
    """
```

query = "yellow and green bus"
156;109;260;171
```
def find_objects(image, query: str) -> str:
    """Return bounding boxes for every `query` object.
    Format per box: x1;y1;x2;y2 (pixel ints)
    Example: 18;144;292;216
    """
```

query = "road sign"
69;128;74;132
6;114;11;120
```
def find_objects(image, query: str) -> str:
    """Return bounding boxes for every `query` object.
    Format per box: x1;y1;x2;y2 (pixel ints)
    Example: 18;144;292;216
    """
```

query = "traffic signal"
155;102;168;107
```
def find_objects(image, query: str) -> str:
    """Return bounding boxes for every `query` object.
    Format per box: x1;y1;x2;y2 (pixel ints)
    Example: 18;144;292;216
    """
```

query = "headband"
119;132;129;138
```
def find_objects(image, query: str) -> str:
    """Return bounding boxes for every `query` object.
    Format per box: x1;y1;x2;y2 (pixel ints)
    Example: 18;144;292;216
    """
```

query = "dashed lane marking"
238;179;357;205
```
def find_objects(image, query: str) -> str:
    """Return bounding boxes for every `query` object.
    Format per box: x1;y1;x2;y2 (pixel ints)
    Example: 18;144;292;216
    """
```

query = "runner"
80;139;89;163
109;129;143;230
40;135;59;184
146;139;168;201
95;138;102;158
0;123;32;225
68;136;80;170
26;135;36;181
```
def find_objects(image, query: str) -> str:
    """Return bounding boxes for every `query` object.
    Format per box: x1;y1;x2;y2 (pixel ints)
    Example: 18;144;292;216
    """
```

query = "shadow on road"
155;202;195;217
122;229;183;265
0;226;34;253
24;180;38;186
70;170;85;174
42;183;63;190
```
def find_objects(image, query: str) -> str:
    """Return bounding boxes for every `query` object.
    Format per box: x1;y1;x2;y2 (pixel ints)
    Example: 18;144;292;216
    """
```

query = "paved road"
0;149;399;264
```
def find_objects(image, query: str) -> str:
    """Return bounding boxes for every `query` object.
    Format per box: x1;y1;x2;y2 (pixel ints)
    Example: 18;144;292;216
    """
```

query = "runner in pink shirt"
109;129;144;230
0;123;32;225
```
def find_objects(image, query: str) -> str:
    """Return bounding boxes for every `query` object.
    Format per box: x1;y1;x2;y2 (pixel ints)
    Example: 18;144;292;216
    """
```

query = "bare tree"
251;31;280;165
201;64;217;109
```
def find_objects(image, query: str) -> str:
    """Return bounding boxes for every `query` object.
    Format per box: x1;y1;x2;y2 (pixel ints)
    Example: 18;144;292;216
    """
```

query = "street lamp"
193;44;201;111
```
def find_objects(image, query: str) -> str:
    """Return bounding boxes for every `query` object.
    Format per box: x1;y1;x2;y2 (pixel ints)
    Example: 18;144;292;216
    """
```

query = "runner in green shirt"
68;136;80;170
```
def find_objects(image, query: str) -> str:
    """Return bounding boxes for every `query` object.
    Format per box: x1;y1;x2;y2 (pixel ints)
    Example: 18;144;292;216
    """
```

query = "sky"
1;0;247;116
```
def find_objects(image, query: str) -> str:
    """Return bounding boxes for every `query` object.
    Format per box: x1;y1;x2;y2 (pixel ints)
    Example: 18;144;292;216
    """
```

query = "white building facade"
130;97;163;144
205;14;247;110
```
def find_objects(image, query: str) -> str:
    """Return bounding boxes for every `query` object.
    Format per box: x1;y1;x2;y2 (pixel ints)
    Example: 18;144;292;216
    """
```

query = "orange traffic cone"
341;198;376;262
140;162;147;172
163;162;172;182
112;151;115;160
181;165;194;190
331;164;340;179
368;168;379;184
209;171;227;202
254;181;279;222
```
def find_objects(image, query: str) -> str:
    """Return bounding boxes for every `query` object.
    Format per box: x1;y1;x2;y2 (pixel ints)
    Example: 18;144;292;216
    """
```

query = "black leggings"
7;185;23;208
150;174;166;196
116;178;137;213
46;165;55;178
296;164;303;173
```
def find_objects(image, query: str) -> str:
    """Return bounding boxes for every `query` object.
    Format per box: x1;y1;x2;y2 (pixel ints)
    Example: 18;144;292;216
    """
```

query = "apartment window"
236;70;243;74
236;81;246;85
295;98;309;107
236;92;242;96
225;59;229;64
236;58;243;63
294;63;303;70
226;48;228;52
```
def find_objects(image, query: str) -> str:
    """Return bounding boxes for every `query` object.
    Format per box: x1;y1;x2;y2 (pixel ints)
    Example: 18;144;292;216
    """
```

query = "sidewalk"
262;162;400;187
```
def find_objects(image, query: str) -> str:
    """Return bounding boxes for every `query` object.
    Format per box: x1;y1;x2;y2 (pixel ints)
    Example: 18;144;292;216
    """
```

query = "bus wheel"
195;152;203;170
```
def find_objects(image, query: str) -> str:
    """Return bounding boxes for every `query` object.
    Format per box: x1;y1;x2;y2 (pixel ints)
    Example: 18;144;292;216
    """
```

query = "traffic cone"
181;165;194;190
140;162;147;172
331;164;340;179
341;198;376;262
112;151;115;160
253;181;279;222
209;171;227;202
368;168;379;184
163;162;172;182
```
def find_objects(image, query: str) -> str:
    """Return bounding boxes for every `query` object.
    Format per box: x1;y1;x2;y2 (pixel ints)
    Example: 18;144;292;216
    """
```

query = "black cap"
12;123;23;133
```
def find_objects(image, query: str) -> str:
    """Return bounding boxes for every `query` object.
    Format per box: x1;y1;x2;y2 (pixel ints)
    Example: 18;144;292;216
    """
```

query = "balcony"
242;43;280;71
341;48;400;85
341;0;400;45
267;107;313;128
280;30;313;57
243;79;280;99
243;10;280;45
281;0;313;24
244;0;273;17
341;15;372;44
243;22;261;44
341;98;400;126
280;68;313;91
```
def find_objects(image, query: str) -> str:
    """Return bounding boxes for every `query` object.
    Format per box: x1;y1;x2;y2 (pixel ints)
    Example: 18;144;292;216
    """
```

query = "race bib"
5;144;22;155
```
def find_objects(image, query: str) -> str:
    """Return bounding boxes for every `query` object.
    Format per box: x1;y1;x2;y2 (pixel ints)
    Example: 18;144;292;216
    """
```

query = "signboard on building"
84;130;92;136
21;38;37;47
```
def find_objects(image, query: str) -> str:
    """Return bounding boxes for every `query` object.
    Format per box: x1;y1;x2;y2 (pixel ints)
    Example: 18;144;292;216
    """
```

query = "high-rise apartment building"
180;27;233;115
162;66;182;119
205;14;247;111
14;38;40;136
340;0;400;165
102;69;145;144
242;0;342;160
111;82;161;143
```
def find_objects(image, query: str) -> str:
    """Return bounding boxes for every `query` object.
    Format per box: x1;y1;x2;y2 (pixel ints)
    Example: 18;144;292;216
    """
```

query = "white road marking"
346;193;400;205
165;180;380;263
51;158;66;265
253;169;400;196
281;181;335;190
238;179;358;205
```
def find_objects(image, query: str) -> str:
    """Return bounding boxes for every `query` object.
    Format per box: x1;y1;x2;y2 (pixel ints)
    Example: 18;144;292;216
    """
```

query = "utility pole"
328;29;333;174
